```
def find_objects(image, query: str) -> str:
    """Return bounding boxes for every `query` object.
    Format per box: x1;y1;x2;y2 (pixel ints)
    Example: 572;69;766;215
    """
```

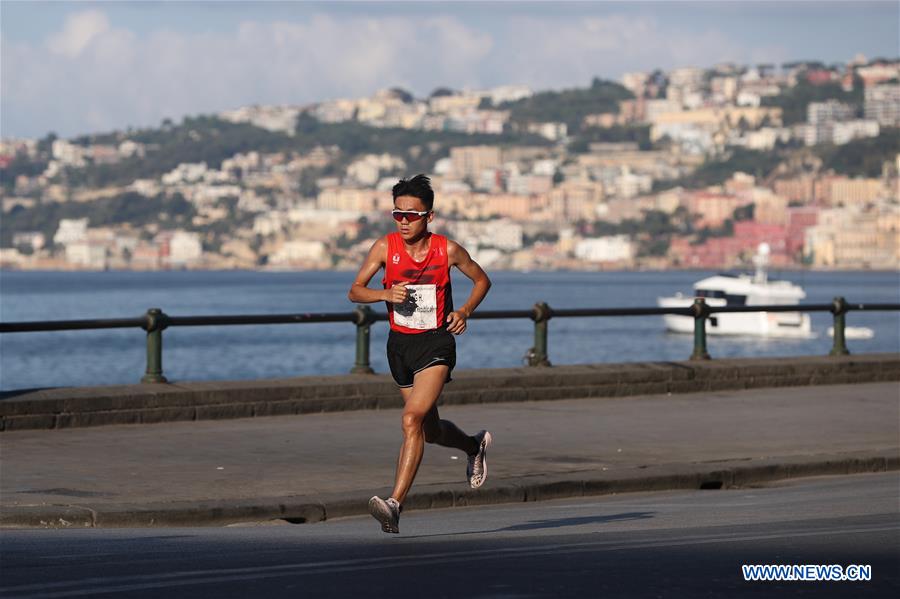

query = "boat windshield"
696;289;747;305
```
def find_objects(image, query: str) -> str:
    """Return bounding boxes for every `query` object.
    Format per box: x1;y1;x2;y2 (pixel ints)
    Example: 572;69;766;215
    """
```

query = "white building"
526;121;567;141
268;240;327;265
53;218;89;245
574;235;634;263
488;85;533;105
167;231;203;266
449;220;523;251
236;190;270;213
804;119;881;146
51;140;87;167
65;241;108;269
42;160;61;179
162;163;208;185
615;168;653;198
118;140;146;158
643;99;683;122
739;127;792;151
287;207;363;227
736;91;762;107
532;159;559;177
317;187;383;213
219;105;300;135
433;157;453;176
710;76;739;103
864;84;900;127
130;179;161;197
221;152;261;178
621;72;650;97
429;92;482;115
0;248;25;267
831;120;880;145
346;153;406;187
669;67;706;92
193;184;242;205
12;232;45;251
506;172;553;196
807;100;855;125
253;213;287;236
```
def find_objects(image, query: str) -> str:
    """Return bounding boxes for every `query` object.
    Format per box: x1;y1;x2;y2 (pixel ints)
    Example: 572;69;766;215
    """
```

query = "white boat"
657;243;813;338
828;326;875;340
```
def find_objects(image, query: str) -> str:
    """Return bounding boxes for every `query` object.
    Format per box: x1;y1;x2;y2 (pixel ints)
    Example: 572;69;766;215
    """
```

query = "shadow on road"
497;511;655;532
402;511;655;539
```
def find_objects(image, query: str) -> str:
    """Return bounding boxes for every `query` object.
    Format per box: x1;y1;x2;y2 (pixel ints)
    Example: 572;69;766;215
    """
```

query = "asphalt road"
2;472;897;599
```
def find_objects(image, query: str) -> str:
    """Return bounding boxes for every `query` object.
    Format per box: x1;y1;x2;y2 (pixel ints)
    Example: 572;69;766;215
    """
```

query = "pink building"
786;206;820;256
805;70;836;86
686;191;751;229
670;221;792;268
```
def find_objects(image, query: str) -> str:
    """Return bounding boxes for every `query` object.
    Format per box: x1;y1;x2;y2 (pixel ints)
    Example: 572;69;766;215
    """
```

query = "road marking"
3;523;897;598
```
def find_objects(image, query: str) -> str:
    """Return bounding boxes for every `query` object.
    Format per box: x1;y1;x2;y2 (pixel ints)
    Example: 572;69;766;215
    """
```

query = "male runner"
348;174;493;534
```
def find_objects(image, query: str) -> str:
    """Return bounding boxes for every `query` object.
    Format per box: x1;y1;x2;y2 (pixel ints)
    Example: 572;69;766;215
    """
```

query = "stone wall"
1;354;897;431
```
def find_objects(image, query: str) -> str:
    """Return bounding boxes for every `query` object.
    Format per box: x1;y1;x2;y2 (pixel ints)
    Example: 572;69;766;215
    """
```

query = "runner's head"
392;174;434;241
392;174;434;210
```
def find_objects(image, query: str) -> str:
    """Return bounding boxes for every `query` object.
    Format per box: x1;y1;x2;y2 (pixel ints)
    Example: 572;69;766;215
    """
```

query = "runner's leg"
395;385;477;489
422;403;479;454
395;386;414;480
390;365;449;505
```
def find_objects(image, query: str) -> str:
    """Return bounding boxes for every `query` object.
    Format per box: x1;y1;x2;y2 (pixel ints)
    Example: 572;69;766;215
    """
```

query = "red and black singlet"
382;232;453;334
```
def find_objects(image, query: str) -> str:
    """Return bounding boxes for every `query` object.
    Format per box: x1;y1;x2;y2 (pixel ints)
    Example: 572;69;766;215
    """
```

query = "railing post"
829;296;850;356
141;308;169;383
528;302;552;367
351;305;376;374
690;298;711;360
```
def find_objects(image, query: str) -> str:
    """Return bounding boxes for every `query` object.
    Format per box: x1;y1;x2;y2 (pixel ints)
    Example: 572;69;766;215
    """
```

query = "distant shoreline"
2;267;898;275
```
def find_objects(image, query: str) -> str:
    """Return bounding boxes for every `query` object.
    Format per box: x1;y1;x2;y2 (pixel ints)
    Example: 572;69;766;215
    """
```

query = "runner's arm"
348;237;391;304
447;240;491;319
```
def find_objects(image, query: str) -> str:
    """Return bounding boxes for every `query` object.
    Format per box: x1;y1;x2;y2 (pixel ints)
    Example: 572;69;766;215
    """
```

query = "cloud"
2;10;497;138
1;9;788;138
488;15;788;89
46;9;111;58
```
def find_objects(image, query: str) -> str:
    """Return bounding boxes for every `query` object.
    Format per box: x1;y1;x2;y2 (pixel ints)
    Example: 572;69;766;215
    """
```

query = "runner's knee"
401;411;426;435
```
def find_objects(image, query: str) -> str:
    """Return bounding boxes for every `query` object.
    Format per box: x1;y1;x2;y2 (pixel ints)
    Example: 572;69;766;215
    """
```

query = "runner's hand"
386;282;409;304
446;310;467;335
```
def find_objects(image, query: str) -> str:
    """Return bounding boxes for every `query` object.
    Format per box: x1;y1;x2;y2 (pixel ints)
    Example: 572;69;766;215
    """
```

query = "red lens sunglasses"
391;209;431;222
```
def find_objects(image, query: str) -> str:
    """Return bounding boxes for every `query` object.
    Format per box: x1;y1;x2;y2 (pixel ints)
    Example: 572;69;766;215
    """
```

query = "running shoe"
467;430;492;489
368;496;401;534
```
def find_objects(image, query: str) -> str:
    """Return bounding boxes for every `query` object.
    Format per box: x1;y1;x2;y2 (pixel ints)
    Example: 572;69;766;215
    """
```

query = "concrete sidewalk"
1;382;897;528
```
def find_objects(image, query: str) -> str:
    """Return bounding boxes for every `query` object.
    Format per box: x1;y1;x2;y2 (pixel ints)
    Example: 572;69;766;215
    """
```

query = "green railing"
0;297;896;384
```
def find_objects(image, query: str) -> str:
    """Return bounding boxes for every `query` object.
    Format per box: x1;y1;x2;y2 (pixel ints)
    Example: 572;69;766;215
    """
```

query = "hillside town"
1;56;898;272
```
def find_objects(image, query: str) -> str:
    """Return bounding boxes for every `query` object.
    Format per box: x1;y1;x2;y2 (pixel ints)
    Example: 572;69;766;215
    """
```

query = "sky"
1;1;898;139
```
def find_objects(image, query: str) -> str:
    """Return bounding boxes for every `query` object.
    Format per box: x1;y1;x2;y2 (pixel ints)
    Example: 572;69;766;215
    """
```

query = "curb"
3;354;899;431
3;451;896;529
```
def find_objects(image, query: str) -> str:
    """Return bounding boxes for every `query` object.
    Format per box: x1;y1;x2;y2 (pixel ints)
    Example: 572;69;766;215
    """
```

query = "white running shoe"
467;430;492;489
368;496;401;534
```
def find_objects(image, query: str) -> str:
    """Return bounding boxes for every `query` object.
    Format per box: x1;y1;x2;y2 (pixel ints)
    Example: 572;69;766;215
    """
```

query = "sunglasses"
391;209;431;222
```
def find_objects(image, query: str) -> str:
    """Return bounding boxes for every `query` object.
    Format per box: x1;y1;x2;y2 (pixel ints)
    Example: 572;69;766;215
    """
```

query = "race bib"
393;284;438;330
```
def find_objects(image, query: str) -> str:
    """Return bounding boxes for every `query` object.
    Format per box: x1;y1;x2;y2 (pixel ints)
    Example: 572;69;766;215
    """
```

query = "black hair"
392;174;434;210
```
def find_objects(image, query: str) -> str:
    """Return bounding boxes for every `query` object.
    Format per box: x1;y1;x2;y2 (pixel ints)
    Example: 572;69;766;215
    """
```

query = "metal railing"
0;297;897;384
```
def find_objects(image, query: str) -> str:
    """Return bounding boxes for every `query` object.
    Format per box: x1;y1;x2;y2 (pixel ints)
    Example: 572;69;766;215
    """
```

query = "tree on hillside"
429;87;456;98
388;88;415;103
36;133;58;154
0;151;48;192
568;125;652;153
654;148;782;191
762;79;861;125
499;79;634;133
816;129;900;177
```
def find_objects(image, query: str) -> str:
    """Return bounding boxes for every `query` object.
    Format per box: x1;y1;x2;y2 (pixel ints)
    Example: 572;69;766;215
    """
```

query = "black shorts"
387;328;456;388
